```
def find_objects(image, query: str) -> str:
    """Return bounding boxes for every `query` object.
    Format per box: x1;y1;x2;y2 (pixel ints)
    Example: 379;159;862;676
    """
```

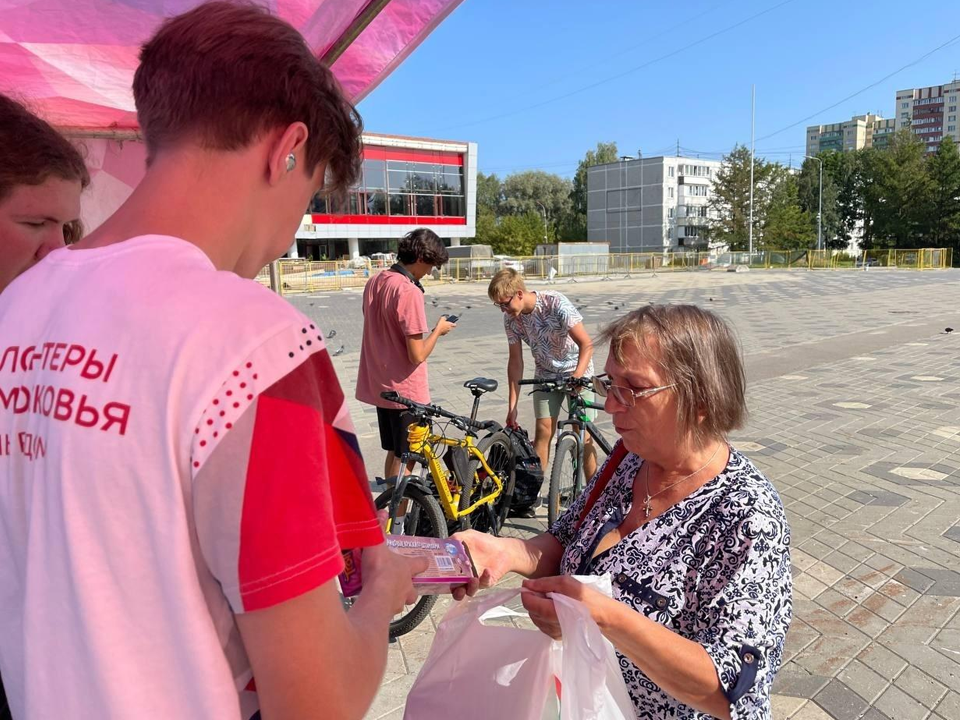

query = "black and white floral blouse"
549;447;792;720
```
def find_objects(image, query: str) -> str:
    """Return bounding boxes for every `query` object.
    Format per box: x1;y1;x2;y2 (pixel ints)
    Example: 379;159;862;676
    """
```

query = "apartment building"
805;114;895;155
587;156;722;251
895;80;960;153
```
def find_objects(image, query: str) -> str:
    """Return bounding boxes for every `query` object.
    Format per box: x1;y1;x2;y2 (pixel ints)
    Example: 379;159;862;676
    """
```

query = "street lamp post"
803;155;823;252
535;201;548;244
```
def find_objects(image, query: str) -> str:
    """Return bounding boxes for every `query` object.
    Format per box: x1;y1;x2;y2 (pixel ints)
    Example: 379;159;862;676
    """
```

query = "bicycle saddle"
463;377;498;393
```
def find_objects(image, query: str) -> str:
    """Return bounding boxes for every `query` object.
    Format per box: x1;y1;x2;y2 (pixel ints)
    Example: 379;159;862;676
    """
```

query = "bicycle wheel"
548;434;580;527
459;431;514;535
373;480;447;639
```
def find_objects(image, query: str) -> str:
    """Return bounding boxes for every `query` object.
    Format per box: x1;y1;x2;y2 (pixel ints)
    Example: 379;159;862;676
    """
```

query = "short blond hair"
487;268;526;301
599;304;746;447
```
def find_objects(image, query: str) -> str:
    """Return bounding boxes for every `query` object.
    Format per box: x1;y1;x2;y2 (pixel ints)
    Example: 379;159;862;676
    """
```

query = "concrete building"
895;80;960;153
805;114;895;155
587;156;722;252
293;132;477;259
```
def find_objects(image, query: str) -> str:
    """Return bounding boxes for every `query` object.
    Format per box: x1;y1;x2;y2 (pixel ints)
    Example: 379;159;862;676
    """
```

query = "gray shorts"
532;388;598;421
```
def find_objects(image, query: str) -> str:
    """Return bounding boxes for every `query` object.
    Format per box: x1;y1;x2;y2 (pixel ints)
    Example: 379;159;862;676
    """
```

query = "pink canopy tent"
0;0;464;228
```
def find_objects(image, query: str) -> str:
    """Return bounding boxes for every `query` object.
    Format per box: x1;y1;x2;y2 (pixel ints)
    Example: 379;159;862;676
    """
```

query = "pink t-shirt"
355;268;430;408
0;236;382;719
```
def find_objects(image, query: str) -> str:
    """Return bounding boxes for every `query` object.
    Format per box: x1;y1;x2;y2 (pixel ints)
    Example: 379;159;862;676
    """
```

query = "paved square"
289;268;960;719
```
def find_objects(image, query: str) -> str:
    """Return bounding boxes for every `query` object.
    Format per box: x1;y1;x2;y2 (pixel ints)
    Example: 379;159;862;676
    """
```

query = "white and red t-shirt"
0;236;383;719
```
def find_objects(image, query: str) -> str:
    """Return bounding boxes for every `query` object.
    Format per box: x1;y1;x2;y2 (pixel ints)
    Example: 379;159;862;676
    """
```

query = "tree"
564;141;619;241
925;135;960;253
489;212;545;256
861;130;931;248
763;171;813;250
706;144;779;250
820;150;864;250
476;171;503;216
797;155;841;249
501;170;573;239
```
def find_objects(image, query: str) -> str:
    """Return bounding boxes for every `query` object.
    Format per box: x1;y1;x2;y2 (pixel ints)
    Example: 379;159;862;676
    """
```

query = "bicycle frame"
554;392;613;490
384;419;506;532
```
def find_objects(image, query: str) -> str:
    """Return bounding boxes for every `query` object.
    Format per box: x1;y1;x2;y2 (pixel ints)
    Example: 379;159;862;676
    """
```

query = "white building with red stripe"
294;132;478;260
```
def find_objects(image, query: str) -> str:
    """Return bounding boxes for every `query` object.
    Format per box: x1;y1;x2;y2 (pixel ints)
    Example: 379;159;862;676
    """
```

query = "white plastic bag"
403;587;554;719
551;591;635;720
403;577;634;720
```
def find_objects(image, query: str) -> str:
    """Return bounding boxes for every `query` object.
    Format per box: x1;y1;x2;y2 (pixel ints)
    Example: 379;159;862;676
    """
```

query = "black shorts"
377;407;414;456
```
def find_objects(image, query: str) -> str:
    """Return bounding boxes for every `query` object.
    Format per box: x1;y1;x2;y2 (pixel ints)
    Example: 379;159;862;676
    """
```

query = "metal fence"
257;248;954;295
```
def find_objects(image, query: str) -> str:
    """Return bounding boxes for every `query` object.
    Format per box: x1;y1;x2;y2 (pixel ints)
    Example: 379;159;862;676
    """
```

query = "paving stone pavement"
288;268;960;719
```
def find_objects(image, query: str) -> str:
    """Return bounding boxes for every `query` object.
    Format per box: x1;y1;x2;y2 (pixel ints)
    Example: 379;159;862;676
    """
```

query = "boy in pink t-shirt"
356;229;456;482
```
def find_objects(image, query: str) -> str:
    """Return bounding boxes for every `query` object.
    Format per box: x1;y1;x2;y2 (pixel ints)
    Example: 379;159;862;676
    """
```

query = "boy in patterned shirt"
488;268;597;481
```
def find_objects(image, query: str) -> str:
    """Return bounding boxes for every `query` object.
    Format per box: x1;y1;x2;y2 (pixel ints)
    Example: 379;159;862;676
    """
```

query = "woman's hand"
449;529;513;600
520;575;616;640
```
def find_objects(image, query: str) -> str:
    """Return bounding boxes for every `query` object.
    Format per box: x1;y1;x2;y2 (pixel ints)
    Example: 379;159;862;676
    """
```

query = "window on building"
949;125;957;132
668;166;675;177
668;207;675;218
901;101;910;108
668;187;674;198
950;106;958;113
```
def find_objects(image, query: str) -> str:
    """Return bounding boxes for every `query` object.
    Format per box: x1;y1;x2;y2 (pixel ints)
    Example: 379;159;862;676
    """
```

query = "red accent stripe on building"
363;147;463;165
310;214;467;225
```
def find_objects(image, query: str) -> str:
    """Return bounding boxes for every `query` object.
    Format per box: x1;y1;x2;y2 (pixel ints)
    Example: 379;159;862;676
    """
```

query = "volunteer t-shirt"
355;268;430;408
0;235;382;720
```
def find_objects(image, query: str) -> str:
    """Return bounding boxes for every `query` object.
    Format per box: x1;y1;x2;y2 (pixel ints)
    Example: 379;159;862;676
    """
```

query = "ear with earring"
285;153;296;172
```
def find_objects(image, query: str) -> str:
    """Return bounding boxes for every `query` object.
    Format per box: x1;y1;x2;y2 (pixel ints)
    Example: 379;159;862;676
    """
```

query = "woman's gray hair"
599;304;747;446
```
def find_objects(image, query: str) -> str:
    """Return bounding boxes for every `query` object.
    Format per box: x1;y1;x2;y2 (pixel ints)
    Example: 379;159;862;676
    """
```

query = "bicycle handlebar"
518;376;593;390
380;391;499;433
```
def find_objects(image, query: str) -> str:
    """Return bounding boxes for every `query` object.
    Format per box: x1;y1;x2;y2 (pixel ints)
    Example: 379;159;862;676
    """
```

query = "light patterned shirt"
503;291;593;379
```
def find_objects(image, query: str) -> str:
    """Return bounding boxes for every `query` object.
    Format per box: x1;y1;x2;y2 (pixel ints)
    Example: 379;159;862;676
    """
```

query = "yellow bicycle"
376;379;515;637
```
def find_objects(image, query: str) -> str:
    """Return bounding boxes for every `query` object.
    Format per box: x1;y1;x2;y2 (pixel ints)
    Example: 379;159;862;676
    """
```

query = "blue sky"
357;0;960;177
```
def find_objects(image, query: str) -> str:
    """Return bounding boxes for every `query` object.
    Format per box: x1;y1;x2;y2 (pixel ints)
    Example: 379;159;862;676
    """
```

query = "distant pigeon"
708;297;714;302
614;306;620;311
946;327;955;334
332;345;345;356
465;305;472;309
327;329;337;339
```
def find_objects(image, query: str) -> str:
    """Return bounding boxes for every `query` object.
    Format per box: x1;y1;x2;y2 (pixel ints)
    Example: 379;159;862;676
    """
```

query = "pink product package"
386;536;477;595
338;537;477;598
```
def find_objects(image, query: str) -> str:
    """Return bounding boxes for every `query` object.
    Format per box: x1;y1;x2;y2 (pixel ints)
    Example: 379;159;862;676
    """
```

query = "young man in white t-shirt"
0;4;424;719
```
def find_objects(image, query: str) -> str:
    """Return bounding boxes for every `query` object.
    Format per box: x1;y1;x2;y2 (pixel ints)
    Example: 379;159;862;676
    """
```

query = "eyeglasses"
594;375;676;407
493;294;516;310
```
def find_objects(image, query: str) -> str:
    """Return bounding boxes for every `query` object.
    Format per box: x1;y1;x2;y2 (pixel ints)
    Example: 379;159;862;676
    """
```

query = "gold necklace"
643;443;723;520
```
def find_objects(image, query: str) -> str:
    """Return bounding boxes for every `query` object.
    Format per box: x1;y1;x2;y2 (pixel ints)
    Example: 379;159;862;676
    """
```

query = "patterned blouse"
548;447;792;720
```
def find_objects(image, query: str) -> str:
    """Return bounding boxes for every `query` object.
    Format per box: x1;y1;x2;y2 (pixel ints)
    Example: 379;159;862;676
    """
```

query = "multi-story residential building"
895;80;960;152
587;155;722;252
805;114;894;155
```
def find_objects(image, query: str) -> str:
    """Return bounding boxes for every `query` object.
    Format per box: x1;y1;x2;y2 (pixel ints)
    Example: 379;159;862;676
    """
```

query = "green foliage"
501;171;573;238
797;156;841;249
860;130;931;249
705;144;780;250
763;172;813;250
476;172;504;216
925;135;960;254
489;212;546;256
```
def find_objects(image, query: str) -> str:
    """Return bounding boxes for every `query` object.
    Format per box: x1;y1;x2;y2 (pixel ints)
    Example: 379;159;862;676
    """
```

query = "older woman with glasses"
455;304;791;720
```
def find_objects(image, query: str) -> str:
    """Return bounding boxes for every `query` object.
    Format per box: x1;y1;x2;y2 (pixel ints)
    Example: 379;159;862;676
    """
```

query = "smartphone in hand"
445;314;460;324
